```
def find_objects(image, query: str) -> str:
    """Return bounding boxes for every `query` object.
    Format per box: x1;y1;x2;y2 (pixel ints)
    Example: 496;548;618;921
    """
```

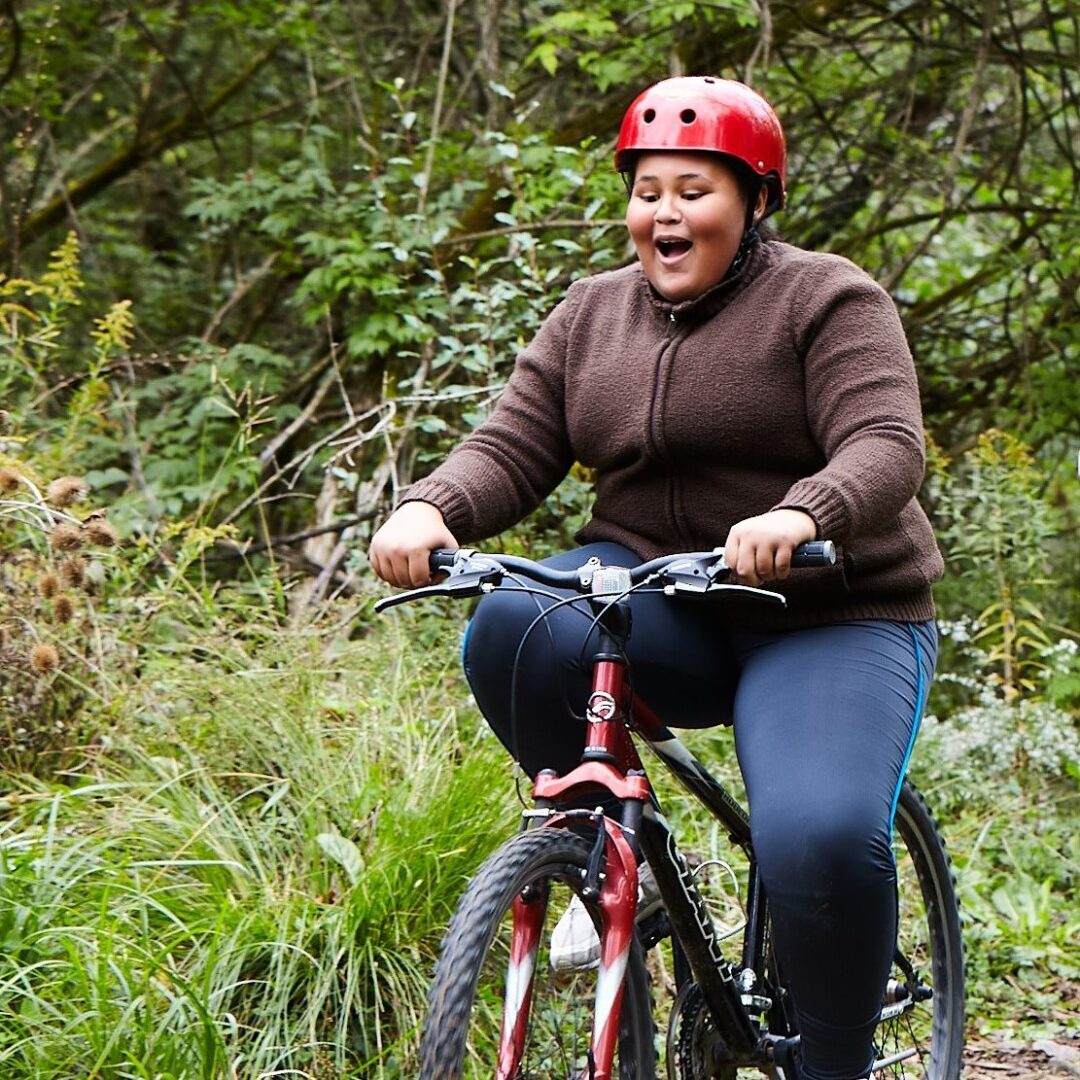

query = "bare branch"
201;253;280;344
1;45;279;260
0;0;21;94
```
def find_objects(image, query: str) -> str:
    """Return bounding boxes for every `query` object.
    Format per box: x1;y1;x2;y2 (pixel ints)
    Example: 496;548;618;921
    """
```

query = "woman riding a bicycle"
370;76;945;1080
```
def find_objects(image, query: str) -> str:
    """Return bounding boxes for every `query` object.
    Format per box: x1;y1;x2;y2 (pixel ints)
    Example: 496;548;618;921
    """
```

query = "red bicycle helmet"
615;76;787;214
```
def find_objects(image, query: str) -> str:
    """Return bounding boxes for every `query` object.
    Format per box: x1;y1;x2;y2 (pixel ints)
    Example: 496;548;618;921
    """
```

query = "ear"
751;183;769;225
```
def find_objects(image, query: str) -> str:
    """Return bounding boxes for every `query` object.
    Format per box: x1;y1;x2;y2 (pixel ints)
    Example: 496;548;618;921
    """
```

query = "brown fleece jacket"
406;239;943;628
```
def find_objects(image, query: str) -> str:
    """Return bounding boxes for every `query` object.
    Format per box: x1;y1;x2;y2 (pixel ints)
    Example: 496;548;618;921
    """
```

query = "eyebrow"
635;172;712;184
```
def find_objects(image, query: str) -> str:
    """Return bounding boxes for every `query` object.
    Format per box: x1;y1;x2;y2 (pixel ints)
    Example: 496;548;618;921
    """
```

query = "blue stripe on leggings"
889;624;926;827
460;618;474;674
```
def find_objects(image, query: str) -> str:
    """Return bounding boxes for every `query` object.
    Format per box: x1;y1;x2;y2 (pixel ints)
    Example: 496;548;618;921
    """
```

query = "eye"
681;191;705;200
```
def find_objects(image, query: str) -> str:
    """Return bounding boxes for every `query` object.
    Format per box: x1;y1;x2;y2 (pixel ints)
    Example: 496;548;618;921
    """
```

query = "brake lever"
374;563;504;613
661;577;787;606
657;555;787;606
652;554;721;594
701;582;787;606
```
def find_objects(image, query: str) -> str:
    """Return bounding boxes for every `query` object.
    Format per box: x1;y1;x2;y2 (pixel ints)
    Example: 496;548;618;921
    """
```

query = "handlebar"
430;541;834;582
375;541;835;614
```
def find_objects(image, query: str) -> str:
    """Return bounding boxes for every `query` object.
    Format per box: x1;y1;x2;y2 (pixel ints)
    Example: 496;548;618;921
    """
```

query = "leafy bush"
928;430;1067;706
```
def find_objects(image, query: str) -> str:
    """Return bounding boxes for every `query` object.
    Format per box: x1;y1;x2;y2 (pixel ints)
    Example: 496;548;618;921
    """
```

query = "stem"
418;0;457;212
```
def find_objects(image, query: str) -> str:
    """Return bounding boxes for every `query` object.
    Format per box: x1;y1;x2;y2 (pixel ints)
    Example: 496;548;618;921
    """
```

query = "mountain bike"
376;545;964;1080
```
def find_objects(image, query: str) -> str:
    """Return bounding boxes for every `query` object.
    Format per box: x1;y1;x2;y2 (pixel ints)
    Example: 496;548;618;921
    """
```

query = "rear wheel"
871;780;965;1080
420;827;657;1079
689;779;964;1080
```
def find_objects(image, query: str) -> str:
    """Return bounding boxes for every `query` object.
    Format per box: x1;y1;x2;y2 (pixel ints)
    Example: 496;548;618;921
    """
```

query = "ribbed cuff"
400;477;475;538
773;478;850;541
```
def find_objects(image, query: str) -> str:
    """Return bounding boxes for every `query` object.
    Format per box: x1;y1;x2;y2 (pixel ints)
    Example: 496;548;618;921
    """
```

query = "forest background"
0;0;1077;1076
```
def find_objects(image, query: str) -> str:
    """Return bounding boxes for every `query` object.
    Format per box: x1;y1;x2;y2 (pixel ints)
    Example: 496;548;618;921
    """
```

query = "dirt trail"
964;1036;1080;1078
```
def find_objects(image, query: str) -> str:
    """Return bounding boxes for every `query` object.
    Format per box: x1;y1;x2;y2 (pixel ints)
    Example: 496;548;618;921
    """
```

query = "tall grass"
2;588;1076;1076
0;606;514;1078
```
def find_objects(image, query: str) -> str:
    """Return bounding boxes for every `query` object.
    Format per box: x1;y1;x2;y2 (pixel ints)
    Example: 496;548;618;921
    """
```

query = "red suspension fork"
497;888;548;1080
508;657;649;1079
589;820;641;1080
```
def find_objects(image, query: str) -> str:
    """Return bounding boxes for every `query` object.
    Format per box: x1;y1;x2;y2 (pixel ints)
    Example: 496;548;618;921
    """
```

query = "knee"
752;805;894;898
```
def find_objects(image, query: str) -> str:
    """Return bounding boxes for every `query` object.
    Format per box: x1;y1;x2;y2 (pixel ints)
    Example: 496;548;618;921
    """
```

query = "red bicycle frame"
493;657;644;1080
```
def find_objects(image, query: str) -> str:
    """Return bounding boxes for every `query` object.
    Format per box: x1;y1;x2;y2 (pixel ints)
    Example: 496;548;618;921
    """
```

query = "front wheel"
420;827;657;1079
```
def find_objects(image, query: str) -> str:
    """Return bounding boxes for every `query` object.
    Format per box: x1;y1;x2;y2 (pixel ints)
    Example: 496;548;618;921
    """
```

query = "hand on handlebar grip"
723;509;819;587
368;502;459;589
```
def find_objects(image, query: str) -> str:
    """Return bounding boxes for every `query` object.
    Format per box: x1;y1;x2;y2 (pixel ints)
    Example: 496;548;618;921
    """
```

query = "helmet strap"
723;179;764;282
724;224;760;282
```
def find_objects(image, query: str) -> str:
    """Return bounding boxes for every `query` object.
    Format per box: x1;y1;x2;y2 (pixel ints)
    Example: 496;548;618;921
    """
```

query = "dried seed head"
54;594;75;624
46;476;90;508
38;573;61;598
30;642;59;675
83;519;119;547
0;467;21;493
50;524;84;552
61;556;87;588
0;410;10;433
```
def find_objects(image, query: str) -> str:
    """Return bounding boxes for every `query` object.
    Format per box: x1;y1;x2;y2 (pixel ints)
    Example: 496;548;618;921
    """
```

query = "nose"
654;191;681;223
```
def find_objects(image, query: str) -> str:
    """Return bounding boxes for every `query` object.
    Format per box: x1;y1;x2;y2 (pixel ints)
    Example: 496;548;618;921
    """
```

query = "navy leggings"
461;543;937;1080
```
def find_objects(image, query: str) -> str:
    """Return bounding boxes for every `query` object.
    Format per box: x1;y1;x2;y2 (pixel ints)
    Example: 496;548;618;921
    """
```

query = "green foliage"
926;800;1080;1037
525;0;757;88
0;236;133;771
0;609;513;1077
929;430;1071;704
2;234;296;534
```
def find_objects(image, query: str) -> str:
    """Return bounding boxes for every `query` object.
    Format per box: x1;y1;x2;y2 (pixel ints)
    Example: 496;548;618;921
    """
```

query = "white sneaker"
549;861;662;971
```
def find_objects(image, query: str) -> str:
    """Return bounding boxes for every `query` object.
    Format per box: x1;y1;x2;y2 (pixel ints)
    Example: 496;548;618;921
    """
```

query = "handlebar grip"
792;541;836;567
429;548;459;572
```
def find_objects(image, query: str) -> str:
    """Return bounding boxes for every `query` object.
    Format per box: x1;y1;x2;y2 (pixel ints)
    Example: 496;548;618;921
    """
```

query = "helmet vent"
643;108;656;123
680;108;697;124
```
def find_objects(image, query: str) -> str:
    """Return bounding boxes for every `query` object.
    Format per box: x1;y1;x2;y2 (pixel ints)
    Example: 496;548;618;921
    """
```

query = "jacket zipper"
649;313;694;547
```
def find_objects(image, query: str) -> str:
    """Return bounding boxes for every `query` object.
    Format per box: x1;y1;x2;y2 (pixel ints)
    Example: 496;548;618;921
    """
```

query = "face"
625;152;766;303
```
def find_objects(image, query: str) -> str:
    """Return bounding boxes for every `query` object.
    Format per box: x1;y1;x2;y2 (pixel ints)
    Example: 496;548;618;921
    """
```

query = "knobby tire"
420;827;657;1079
870;779;965;1080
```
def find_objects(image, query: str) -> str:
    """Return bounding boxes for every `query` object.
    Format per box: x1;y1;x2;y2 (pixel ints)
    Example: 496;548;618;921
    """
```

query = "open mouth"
655;238;692;261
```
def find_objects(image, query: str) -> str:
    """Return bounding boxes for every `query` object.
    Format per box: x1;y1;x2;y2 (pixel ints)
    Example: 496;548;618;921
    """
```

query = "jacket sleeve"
774;260;926;543
402;285;580;542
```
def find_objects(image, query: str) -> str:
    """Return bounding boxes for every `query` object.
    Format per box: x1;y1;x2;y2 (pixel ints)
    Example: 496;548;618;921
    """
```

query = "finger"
736;544;762;587
369;548;384;583
774;544;794;580
409;548;433;588
388;551;411;589
755;542;776;582
724;533;742;579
